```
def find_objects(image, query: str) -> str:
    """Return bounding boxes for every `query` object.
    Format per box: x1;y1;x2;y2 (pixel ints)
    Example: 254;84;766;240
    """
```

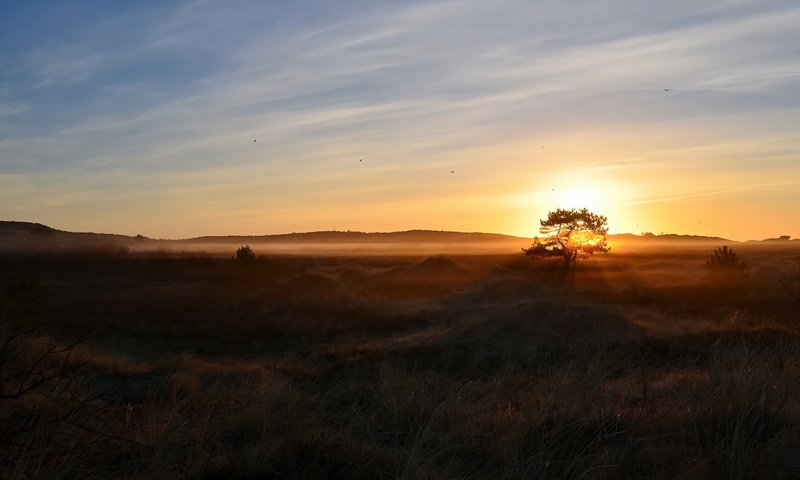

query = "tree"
706;245;746;279
523;208;609;264
234;245;256;262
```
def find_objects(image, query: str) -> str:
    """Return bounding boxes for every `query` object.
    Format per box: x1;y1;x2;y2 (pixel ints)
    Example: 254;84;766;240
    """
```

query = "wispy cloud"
1;0;798;238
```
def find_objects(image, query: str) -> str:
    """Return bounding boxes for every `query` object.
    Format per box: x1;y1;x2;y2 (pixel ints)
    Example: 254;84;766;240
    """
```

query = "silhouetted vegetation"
706;246;747;285
0;244;798;478
234;244;256;262
1;278;90;474
523;208;609;264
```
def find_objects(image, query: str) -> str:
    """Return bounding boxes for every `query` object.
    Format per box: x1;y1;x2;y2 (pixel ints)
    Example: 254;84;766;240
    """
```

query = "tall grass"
1;250;799;478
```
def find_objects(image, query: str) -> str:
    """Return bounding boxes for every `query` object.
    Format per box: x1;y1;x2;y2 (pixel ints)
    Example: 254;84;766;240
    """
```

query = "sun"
555;183;606;210
507;172;629;237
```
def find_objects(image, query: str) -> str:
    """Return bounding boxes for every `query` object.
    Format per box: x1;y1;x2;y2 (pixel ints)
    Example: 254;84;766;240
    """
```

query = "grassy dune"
1;244;799;479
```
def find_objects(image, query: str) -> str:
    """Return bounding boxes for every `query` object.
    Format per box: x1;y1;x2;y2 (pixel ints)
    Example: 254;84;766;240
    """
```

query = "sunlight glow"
567;230;605;248
550;177;616;218
1;2;798;241
558;186;600;211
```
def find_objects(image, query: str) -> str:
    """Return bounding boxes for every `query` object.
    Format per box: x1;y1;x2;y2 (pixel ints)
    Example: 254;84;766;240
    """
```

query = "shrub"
706;246;747;283
234;245;256;262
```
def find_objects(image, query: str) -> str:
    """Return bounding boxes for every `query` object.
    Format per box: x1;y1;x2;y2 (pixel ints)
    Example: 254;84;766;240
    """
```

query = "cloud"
0;102;29;117
1;0;799;237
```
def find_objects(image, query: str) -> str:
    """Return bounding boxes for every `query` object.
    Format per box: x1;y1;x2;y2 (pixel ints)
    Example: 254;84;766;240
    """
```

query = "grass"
1;244;799;478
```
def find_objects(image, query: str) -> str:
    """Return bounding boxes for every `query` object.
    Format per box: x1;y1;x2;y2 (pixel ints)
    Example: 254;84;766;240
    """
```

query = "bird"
253;139;257;142
359;159;363;162
450;170;455;174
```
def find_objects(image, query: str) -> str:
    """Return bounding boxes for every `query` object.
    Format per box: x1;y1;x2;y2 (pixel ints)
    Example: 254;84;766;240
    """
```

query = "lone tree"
234;245;256;262
706;245;746;280
523;208;610;264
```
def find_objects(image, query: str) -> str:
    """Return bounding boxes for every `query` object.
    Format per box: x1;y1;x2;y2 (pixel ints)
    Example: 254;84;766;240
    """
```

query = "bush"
234;245;256;262
706;246;747;284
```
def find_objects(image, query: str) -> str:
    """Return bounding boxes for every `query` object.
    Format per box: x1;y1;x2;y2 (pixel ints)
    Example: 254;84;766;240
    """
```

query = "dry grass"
1;244;799;478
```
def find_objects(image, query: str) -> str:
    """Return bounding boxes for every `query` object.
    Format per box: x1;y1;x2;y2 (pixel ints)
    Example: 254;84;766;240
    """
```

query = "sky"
1;0;798;240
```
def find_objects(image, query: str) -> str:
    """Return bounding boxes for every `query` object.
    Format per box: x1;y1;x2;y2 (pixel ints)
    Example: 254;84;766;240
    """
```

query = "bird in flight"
450;170;455;174
359;159;363;162
253;139;257;142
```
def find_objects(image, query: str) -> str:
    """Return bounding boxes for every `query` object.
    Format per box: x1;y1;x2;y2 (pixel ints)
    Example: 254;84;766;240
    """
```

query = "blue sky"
1;0;798;239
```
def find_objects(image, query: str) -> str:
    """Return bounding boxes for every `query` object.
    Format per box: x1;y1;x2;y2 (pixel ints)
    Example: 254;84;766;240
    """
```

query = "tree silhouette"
523;208;609;264
234;245;256;262
706;245;746;279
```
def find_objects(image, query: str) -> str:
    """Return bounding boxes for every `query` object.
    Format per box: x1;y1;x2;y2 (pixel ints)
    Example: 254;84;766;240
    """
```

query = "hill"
0;221;135;254
4;220;796;256
608;232;731;243
187;229;528;244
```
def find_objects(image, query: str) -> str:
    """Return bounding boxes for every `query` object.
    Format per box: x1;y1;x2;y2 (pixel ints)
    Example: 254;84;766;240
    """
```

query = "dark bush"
706;246;748;291
707;246;746;277
234;245;256;262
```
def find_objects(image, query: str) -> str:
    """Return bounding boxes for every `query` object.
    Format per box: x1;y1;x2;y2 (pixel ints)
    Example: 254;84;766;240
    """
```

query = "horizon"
1;1;799;240
3;218;793;243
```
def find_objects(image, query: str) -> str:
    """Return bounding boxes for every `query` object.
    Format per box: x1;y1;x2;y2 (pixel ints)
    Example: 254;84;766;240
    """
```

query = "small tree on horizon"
706;245;746;281
234;245;256;262
523;208;610;264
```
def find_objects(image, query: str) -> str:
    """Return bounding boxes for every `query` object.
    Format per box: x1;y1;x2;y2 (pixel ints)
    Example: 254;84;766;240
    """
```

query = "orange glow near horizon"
567;230;606;247
1;3;798;242
19;135;797;242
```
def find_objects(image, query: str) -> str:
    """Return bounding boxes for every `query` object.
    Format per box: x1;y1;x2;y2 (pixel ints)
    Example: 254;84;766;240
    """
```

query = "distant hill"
0;221;132;240
0;221;136;254
747;235;797;243
0;221;57;235
0;222;533;254
0;221;131;239
608;232;731;243
2;220;796;255
187;229;528;244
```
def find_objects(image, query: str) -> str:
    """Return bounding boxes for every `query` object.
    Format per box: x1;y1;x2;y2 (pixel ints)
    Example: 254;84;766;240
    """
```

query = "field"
2;241;799;479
